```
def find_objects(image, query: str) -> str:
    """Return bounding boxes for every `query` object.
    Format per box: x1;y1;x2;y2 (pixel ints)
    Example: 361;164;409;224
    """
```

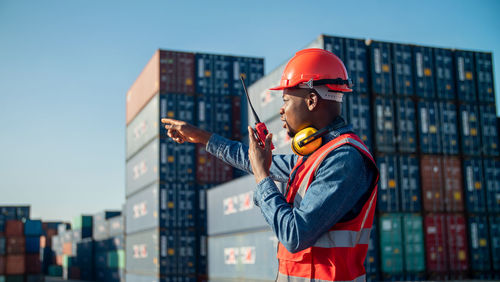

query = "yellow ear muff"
291;127;322;156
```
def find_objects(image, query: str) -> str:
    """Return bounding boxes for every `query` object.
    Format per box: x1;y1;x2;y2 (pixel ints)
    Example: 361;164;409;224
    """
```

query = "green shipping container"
73;215;93;229
48;265;63;276
402;214;425;272
379;214;404;273
107;250;125;269
0;276;4;282
5;276;23;282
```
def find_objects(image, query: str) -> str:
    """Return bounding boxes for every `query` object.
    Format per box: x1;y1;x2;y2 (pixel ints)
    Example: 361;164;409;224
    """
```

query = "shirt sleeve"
206;133;297;183
253;145;375;253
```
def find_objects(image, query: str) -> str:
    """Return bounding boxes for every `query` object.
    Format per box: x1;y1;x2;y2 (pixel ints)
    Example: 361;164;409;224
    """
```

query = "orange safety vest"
277;133;379;282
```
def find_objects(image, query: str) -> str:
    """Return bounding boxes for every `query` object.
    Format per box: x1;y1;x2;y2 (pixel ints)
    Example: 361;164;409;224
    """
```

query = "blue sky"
1;0;499;222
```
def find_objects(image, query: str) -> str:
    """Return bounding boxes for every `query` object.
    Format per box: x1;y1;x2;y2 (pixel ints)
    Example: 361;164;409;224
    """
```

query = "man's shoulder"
319;142;375;174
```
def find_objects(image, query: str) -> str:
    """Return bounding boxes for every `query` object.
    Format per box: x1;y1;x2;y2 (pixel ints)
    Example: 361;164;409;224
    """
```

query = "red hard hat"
270;48;352;92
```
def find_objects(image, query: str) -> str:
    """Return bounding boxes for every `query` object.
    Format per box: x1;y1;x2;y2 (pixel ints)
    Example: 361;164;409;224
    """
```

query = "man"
162;48;379;282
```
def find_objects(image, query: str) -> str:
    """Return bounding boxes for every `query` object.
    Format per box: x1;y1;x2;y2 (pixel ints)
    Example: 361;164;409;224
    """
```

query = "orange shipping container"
421;155;445;212
6;236;25;254
0;256;4;275
126;50;195;125
5;220;23;236
26;253;42;274
63;242;72;255
6;254;25;275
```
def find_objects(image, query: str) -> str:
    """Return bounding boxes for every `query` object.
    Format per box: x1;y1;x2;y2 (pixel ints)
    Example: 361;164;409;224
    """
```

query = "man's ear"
306;91;319;111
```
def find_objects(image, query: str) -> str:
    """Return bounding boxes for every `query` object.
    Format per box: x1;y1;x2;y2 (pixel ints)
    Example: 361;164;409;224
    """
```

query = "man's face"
279;88;312;138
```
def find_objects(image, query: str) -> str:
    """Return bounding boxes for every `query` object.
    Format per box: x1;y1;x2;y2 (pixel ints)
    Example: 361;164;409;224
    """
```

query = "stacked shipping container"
240;34;499;281
125;49;263;281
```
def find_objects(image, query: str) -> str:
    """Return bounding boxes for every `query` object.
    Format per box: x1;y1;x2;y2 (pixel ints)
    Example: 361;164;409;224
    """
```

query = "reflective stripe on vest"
277;273;366;282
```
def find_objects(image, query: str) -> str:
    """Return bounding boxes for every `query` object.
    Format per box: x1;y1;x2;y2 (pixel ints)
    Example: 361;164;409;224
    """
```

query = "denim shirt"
206;122;376;253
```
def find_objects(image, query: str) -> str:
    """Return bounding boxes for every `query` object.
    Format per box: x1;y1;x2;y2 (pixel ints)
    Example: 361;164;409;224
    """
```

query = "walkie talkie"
240;75;275;150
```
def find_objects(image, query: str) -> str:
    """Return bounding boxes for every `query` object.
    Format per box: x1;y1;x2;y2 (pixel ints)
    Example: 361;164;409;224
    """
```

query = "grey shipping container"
455;50;477;102
208;229;278;281
126;182;176;233
195;53;233;95
439;101;459;155
374;97;396;152
484;159;500;213
479;104;499;156
395;98;417;153
376;154;399;212
126;228;176;276
434;48;455;100
392;43;414;96
459;104;481;156
474;52;495;103
418;100;442;154
398;155;421;212
463;159;486;213
369;41;393;95
126;93;195;160
207;175;271;236
108;215;124;237
346;94;372;150
413;46;435;98
467;215;491;271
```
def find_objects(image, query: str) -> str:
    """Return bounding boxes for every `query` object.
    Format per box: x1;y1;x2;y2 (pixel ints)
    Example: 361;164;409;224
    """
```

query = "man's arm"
253;145;375;253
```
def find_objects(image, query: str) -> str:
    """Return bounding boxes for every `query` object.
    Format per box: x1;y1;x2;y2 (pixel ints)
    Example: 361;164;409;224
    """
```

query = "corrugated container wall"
439;102;459;155
377;155;399;212
420;156;444;212
474;52;495;103
402;214;425;272
392;43;414;96
446;214;469;272
374;97;396;152
442;157;464;212
463;159;486;213
418;101;442;154
459;104;481;156
344;38;369;94
195;53;232;95
398;155;421;212
479;104;499;156
483;159;500;213
379;214;403;274
467;215;491;272
395;98;417;153
346;94;372;150
434;48;455;100
489;215;500;271
369;41;393;95
455;50;477;102
413;46;435;98
424;214;448;272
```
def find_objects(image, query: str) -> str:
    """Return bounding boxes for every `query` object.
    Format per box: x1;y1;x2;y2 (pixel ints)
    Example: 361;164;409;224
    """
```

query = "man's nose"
279;106;285;115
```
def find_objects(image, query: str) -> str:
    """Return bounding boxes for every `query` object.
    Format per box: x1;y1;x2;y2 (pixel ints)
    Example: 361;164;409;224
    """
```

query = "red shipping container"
424;214;448;272
5;220;23;236
69;266;81;280
445;214;469;271
126;50;195;125
196;144;215;183
0;256;4;275
25;253;41;274
231;96;243;140
5;254;25;274
421;156;445;212
442;157;464;212
215;159;233;183
62;242;72;255
6;237;25;254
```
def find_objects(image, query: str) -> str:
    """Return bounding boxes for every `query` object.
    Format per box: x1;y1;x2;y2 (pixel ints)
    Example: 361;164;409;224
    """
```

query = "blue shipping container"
365;217;378;274
467;215;491;271
463;159;486;213
434;48;455;100
344;38;369;94
0;236;5;255
370;41;393;95
24;219;42;236
0;215;4;233
374;97;396;152
95;251;108;270
398;155;421;212
484;159;500;213
439;102;459;155
455;50;477;102
376;155;400;212
479;104;499;157
177;182;197;229
489;215;500;270
413;46;435;98
1;207;16;220
346;94;372;150
395;98;417;153
392;43;414;96
195;53;233;95
475;52;495;103
232;57;264;96
76;238;93;269
459;104;481;156
25;236;40;253
418;100;442;154
178;229;197;275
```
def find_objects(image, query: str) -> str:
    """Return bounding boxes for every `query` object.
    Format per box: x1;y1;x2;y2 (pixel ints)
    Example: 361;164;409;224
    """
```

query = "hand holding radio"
248;126;273;183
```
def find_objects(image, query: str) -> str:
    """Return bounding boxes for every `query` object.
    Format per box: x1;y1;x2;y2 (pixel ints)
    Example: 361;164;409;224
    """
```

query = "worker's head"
270;48;352;138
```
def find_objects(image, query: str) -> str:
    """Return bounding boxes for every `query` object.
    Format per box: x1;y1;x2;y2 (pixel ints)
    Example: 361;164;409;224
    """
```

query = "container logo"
224;246;256;265
223;191;255;215
133;202;148;218
133;244;148;259
133;161;148;180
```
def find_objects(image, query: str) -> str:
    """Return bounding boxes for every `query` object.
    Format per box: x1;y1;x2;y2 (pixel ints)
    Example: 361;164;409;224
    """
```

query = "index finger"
161;118;183;125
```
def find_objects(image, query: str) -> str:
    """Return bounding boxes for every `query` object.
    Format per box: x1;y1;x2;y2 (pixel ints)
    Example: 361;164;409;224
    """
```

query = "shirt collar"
323;115;353;144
